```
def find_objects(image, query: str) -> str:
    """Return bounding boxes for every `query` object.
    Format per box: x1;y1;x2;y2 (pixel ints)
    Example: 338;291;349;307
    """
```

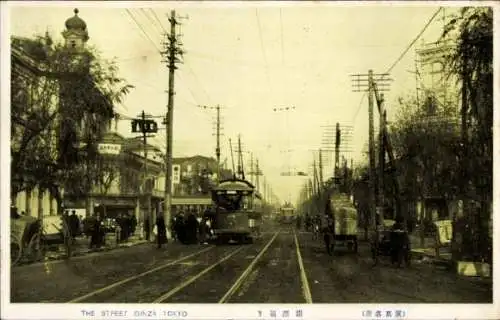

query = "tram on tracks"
279;206;296;225
209;178;263;244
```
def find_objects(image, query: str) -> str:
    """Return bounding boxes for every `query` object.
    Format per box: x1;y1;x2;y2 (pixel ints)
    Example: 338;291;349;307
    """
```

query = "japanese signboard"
131;119;158;133
172;165;181;184
98;143;122;155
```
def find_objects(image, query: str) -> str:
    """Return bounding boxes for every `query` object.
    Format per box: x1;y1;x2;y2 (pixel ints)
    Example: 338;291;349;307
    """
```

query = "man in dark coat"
186;213;199;244
69;210;79;241
144;216;150;241
90;215;103;249
174;214;186;244
389;218;411;267
130;214;137;236
156;215;167;248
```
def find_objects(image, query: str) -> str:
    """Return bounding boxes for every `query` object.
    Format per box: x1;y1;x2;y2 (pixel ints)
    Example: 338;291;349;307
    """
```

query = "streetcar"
279;205;296;225
210;178;263;244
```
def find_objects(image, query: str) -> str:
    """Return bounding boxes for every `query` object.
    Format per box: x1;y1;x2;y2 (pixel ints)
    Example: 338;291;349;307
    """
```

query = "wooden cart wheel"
27;232;46;262
11;239;22;266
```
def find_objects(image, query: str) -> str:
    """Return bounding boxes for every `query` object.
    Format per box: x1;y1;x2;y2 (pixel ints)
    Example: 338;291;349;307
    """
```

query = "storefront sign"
98;143;122;155
172;165;181;184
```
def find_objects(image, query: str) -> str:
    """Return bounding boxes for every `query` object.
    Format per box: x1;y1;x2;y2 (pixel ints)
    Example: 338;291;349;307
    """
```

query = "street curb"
13;240;150;268
410;249;452;268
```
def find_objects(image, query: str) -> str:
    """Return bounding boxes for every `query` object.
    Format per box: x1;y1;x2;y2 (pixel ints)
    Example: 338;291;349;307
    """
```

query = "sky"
8;2;458;205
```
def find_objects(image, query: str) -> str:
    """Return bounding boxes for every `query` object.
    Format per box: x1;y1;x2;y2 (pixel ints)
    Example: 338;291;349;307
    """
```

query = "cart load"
11;214;41;248
327;193;358;253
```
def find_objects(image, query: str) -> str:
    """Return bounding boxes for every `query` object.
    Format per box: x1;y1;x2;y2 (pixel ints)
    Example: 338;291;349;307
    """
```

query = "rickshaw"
371;219;411;267
11;208;71;266
11;211;45;265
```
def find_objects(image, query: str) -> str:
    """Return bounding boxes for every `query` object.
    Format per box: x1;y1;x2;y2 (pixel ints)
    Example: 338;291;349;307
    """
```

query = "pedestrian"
156;215;167;248
69;210;79;242
323;214;334;255
11;206;20;219
199;217;209;244
175;213;186;244
131;214;137;236
119;214;128;242
170;216;177;241
89;216;100;249
186;212;199;244
296;215;302;230
144;216;150;241
389;218;410;267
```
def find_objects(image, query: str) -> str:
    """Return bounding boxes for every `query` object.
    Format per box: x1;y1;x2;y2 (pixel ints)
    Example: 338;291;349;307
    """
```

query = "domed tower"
62;8;89;51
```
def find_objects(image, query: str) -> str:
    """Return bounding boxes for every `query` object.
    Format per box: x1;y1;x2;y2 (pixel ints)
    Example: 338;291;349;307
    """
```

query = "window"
71;40;76;48
214;192;253;211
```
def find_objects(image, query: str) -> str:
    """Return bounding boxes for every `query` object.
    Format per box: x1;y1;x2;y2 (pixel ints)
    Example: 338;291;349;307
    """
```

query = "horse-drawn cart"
324;193;359;254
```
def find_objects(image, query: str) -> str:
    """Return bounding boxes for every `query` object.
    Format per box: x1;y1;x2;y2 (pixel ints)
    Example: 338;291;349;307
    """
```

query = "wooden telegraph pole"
351;70;392;247
199;105;223;183
162;10;184;239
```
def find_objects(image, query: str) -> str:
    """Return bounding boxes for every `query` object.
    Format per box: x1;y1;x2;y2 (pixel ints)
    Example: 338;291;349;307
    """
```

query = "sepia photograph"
1;1;497;319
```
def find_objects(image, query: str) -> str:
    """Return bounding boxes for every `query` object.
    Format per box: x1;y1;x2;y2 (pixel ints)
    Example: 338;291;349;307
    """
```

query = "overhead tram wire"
139;8;165;37
183;60;212;103
124;9;211;118
125;8;162;53
350;6;443;123
255;9;271;90
279;8;285;65
149;8;168;34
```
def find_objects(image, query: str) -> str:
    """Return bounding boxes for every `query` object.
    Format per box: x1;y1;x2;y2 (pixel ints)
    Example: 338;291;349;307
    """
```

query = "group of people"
62;210;83;241
145;211;213;249
171;211;213;245
115;213;137;243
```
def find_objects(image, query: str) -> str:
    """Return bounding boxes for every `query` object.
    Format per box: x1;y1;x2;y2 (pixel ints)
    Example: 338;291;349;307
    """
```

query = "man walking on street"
69;210;79;242
156;215;167;248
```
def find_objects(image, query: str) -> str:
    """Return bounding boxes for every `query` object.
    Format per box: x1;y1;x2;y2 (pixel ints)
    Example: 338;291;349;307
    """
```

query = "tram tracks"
68;245;215;303
66;230;316;304
67;232;280;303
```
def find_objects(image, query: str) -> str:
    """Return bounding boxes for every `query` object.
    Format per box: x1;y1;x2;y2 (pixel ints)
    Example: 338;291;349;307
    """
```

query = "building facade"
11;35;59;218
12;9;113;219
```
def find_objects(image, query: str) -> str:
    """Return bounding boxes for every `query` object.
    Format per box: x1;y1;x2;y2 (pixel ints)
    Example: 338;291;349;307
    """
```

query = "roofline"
217;178;255;189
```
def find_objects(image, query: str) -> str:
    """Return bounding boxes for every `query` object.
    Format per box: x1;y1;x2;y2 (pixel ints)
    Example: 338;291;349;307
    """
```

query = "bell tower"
62;8;89;52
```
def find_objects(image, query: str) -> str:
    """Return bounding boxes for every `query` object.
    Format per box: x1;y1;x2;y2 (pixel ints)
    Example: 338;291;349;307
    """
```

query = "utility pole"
367;70;378;231
378;93;386;220
237;135;245;180
351;70;392;238
250;152;254;185
141;110;152;239
263;176;267;202
229;138;236;178
321;123;353;181
318;149;324;188
255;159;260;192
162;10;183;239
335;122;341;182
216;105;221;182
199;105;223;183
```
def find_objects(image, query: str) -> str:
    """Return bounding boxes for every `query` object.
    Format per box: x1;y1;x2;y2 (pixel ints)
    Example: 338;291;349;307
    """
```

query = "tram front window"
215;192;252;211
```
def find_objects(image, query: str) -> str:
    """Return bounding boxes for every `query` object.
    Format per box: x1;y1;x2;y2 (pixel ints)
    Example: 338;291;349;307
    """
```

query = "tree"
442;7;493;262
11;33;133;211
390;94;461;203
